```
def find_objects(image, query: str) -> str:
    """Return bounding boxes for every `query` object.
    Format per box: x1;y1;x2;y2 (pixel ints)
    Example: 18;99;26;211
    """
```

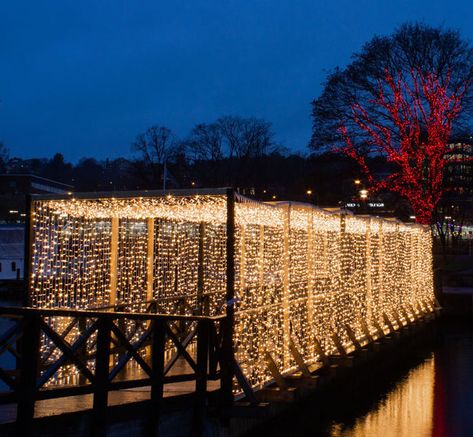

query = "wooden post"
306;212;315;357
221;188;235;408
339;213;347;347
258;225;264;295
365;217;373;325
23;195;34;307
282;204;291;369
92;316;111;437
109;217;119;306
193;319;209;434
147;218;155;302
149;318;166;436
197;222;206;315
17;313;40;434
378;221;384;331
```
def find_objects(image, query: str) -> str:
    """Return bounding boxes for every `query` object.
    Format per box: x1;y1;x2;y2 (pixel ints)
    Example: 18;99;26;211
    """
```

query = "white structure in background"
0;226;24;280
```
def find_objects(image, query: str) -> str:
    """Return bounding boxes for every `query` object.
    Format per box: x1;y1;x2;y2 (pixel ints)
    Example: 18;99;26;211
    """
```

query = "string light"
339;68;468;225
29;193;434;390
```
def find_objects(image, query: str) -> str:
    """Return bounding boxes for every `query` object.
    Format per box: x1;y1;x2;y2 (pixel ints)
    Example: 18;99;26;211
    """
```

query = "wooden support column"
197;222;206;315
337;213;347;349
23;195;34;307
240;224;246;296
221;188;235;408
109;217;119;306
307;212;315;357
282;204;291;369
147;218;155;302
378;221;384;326
258;225;264;294
365;217;373;326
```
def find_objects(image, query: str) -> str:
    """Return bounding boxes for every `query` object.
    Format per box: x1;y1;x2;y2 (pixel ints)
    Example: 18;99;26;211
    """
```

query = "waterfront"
251;319;473;437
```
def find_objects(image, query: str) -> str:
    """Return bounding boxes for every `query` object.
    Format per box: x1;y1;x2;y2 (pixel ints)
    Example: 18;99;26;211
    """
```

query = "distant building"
444;138;473;197
0;174;73;222
0;225;24;279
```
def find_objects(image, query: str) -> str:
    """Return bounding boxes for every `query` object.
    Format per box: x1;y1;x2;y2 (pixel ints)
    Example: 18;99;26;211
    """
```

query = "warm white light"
29;193;435;391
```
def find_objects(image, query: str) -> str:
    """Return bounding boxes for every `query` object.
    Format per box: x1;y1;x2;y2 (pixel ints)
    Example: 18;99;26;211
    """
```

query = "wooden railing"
0;306;230;436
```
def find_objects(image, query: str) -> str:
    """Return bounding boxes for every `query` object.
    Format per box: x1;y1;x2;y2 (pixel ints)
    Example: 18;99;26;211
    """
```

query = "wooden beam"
220;188;236;407
313;335;329;365
306;213;315;358
109;217;119;306
264;351;287;389
372;319;385;339
331;332;347;356
146;218;155;302
288;337;311;377
197;222;206;315
345;324;362;350
382;312;395;333
360;319;374;343
282;204;291;368
365;217;373;325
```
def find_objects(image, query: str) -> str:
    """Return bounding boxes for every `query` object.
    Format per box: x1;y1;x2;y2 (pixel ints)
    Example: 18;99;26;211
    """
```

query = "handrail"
0;306;226;322
0;306;229;436
88;290;223;311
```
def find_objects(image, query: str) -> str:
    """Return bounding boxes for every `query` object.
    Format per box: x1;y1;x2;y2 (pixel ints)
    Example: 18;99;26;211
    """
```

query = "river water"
250;319;473;437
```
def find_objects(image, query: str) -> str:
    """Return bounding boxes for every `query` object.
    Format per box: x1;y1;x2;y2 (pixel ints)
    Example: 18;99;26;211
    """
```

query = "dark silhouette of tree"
73;158;105;191
217;115;276;159
0;142;9;172
132;125;181;187
41;153;73;184
186;123;223;161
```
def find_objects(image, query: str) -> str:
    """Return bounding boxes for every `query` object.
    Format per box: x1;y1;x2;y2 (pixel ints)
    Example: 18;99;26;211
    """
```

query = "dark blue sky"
1;1;472;161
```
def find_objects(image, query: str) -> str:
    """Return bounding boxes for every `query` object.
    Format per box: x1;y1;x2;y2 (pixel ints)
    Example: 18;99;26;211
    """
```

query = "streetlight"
306;189;312;196
360;189;368;199
354;179;361;185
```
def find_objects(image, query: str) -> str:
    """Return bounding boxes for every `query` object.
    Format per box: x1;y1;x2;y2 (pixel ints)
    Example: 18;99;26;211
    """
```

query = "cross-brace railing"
0;306;234;436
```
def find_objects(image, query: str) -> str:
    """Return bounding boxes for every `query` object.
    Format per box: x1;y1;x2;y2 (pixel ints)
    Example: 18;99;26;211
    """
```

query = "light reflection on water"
249;321;473;437
329;358;435;437
327;321;473;437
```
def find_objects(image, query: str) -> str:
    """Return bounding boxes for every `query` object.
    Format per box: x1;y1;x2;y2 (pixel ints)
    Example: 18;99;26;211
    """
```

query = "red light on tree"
339;69;469;224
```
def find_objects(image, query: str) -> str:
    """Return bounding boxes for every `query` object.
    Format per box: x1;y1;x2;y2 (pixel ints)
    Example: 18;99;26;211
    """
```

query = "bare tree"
0;142;9;172
186;123;223;161
132;125;179;186
217;115;276;158
132;126;177;165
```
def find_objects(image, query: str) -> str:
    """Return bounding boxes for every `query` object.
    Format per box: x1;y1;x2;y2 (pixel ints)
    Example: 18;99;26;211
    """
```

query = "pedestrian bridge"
0;188;436;434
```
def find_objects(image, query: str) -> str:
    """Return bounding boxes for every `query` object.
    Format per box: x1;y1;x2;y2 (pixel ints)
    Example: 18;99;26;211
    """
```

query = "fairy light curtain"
29;191;434;389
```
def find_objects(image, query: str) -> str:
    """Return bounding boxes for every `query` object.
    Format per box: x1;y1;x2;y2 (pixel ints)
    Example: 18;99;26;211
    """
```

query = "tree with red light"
339;69;468;224
311;23;473;224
